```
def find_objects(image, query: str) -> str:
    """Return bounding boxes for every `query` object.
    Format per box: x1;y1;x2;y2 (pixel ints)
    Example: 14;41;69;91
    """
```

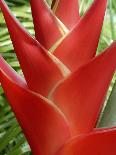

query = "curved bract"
0;0;65;97
53;0;107;71
0;67;70;155
55;128;116;155
52;0;80;29
0;0;116;155
52;42;116;135
30;0;62;49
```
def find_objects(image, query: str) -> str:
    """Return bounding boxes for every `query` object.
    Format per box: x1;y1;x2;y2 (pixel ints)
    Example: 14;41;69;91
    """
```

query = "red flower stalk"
0;0;116;155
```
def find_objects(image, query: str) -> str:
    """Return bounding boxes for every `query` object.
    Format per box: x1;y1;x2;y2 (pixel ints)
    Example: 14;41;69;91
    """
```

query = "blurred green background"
0;0;116;154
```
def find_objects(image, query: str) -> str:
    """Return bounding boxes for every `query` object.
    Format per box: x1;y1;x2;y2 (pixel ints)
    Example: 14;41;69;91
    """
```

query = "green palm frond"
0;0;116;154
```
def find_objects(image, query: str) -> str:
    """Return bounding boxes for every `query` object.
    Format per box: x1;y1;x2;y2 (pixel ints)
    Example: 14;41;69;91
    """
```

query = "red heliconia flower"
1;0;116;154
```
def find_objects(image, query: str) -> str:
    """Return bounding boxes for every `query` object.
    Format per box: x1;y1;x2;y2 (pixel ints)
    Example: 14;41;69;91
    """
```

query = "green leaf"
98;80;116;127
0;123;21;152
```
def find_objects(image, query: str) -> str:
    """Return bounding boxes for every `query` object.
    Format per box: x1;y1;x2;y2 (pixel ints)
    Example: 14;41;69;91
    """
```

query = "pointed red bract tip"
30;0;62;49
0;55;27;88
52;0;80;29
52;42;116;136
55;128;116;155
0;0;64;97
54;0;107;72
0;68;70;155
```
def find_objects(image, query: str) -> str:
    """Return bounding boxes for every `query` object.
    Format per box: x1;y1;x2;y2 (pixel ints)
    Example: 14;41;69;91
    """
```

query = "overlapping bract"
53;0;107;71
51;0;80;29
0;0;116;155
52;42;116;136
30;0;62;49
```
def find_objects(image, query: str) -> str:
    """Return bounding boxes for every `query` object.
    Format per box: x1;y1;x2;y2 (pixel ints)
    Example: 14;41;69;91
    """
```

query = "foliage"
0;0;116;154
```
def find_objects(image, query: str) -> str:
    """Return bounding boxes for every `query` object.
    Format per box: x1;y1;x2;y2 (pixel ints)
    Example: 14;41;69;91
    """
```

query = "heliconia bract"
0;0;116;155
